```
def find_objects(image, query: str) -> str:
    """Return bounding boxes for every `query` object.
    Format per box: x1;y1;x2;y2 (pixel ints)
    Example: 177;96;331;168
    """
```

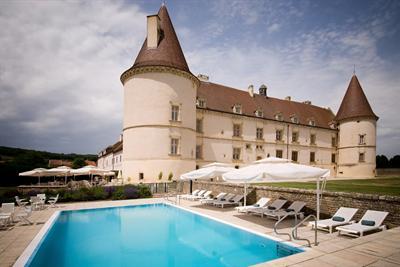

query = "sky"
0;0;399;157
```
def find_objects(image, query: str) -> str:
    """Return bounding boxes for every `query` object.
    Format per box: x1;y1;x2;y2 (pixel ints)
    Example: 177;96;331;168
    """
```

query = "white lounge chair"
215;195;244;208
309;207;358;233
336;210;389;237
0;203;15;228
263;201;306;220
179;189;200;200
249;199;288;217
186;190;207;200
14;206;33;225
200;192;226;205
236;197;271;213
190;191;212;201
15;196;28;207
48;194;59;208
212;193;235;206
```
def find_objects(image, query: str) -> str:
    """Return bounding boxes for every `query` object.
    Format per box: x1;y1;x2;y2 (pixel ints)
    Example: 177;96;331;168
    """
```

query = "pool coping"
13;200;308;266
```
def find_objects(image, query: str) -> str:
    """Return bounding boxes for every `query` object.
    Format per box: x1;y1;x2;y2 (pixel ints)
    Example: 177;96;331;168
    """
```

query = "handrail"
273;214;292;241
291;214;318;247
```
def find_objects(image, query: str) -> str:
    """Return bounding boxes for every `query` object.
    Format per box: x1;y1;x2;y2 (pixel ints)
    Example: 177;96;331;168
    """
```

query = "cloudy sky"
0;0;399;157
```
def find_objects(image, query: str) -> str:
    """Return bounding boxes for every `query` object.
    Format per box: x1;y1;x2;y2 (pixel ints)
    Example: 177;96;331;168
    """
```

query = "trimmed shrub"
124;186;139;199
112;187;125;200
92;186;107;200
138;185;152;198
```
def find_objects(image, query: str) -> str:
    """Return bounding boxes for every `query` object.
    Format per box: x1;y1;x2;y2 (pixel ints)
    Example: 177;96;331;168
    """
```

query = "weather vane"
353;64;356;75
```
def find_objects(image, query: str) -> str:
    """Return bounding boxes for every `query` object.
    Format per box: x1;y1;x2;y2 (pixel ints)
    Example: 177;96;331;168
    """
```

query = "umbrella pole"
38;176;41;185
317;176;320;221
244;183;247;206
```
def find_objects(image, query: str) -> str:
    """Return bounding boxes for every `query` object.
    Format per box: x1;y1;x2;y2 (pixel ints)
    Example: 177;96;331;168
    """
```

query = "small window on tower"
359;134;366;145
171;105;180;121
359;152;365;162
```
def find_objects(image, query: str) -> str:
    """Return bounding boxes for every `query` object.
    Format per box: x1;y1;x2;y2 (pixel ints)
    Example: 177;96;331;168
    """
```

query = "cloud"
0;1;146;153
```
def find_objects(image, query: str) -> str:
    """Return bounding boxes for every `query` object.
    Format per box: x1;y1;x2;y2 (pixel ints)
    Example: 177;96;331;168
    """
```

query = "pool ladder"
273;214;318;247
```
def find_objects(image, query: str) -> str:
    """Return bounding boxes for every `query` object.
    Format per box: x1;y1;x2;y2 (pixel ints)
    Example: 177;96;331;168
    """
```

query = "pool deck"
0;198;399;267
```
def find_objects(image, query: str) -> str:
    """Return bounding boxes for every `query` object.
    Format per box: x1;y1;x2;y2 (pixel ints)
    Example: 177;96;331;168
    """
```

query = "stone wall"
182;181;400;228
376;168;400;176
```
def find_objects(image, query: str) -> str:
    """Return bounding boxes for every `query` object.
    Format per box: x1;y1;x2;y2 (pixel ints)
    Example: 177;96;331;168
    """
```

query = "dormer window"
196;98;206;108
308;119;315;126
255;109;263;118
291;116;299;124
275;113;283;121
233;104;242;114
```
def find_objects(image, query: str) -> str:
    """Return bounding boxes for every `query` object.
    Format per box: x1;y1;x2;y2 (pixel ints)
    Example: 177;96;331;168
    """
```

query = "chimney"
248;85;254;97
259;84;267;97
197;74;209;82
147;15;160;49
285;96;291;101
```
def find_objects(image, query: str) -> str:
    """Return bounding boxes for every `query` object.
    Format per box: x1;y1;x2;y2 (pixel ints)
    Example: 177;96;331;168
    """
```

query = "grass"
255;177;400;196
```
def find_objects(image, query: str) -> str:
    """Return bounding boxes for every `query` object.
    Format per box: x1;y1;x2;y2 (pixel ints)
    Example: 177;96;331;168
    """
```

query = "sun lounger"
249;199;287;217
309;207;358;233
179;189;201;200
0;203;15;227
336;210;389;237
0;213;11;229
186;190;208;200
263;201;306;220
200;192;226;205
214;195;244;208
48;194;59;208
236;197;271;213
189;191;212;201
211;193;235;206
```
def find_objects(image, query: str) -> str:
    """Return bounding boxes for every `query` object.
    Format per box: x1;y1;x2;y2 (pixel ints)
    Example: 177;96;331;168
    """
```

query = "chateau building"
98;5;378;183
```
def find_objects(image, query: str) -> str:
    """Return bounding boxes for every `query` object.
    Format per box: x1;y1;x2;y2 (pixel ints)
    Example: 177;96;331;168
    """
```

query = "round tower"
120;5;199;183
335;75;378;178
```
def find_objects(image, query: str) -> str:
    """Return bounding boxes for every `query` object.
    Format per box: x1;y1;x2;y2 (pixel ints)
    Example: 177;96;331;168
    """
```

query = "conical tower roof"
131;5;189;73
335;75;378;121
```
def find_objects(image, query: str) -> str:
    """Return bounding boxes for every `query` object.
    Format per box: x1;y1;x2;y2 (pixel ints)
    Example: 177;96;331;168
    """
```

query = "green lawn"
255;177;400;196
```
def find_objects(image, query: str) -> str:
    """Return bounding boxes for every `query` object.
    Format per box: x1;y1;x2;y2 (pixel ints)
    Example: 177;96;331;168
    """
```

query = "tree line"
0;146;97;186
376;155;400;169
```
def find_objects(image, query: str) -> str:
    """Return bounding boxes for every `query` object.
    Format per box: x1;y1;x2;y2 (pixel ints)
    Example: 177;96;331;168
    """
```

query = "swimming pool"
21;203;303;267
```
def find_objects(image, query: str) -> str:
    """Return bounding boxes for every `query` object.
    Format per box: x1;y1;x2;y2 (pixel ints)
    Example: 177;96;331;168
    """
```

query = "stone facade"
184;181;400;228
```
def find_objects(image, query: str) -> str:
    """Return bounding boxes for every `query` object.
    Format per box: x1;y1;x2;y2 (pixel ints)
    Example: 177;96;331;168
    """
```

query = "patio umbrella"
46;166;72;184
19;168;48;185
180;162;235;181
71;165;113;184
222;156;330;218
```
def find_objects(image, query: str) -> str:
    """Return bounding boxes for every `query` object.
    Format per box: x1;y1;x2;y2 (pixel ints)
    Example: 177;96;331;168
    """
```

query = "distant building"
48;159;72;168
98;5;378;183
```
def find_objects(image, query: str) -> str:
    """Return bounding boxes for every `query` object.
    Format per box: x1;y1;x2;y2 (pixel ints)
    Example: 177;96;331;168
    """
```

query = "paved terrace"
0;198;399;267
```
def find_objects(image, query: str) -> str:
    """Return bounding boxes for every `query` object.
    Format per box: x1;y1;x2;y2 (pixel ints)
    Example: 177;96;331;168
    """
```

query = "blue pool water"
27;204;302;267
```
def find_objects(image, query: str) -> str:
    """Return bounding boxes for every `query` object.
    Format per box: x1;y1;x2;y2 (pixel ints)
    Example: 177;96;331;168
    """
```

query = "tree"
72;158;86;169
389;155;400;168
376;155;389;168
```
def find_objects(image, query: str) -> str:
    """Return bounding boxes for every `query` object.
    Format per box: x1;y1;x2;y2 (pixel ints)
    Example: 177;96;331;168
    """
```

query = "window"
292;151;298;162
359;152;365;162
139;173;144;180
256;145;263;150
275;113;283;121
256;127;263;140
332;137;337;147
292;132;299;143
196;119;203;133
276;150;283;158
245;143;251;149
233;124;242;137
276;129;283;141
233;104;242;114
331;153;336;163
310;134;316;145
359;134;366;145
196;145;202;159
291;116;299;124
171;105;179;121
255;109;263;117
170;138;179;155
310;152;315;163
308;119;315;126
196;98;206;108
233;147;241;160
